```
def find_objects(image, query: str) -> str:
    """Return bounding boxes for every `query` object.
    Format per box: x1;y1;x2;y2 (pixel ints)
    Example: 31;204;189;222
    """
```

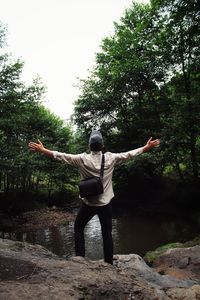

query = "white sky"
0;0;148;121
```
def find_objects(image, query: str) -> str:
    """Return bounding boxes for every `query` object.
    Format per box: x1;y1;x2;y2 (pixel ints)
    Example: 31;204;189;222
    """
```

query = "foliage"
0;24;78;208
1;0;200;211
73;0;200;184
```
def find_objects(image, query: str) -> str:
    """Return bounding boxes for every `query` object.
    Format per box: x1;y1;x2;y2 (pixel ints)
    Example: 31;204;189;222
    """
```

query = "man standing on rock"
29;130;160;265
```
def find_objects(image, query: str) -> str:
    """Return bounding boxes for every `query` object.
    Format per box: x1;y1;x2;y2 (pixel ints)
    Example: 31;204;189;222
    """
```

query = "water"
1;212;199;260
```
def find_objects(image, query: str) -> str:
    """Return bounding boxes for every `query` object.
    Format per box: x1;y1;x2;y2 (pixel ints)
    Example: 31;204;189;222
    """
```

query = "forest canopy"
0;0;199;210
74;0;200;183
0;22;78;208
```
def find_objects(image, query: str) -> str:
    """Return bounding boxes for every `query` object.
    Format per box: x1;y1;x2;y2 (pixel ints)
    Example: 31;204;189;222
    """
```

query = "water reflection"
1;214;199;260
113;215;197;256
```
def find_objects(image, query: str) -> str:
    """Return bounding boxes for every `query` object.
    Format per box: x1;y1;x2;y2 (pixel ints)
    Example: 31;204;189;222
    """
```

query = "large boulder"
0;238;200;299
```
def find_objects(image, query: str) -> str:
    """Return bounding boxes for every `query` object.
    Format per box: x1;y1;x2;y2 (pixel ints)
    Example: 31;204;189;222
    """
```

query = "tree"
151;0;200;181
73;0;200;183
0;23;78;206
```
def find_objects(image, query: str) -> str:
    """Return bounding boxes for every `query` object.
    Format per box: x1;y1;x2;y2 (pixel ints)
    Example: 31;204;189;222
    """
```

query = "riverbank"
1;206;200;261
0;207;75;232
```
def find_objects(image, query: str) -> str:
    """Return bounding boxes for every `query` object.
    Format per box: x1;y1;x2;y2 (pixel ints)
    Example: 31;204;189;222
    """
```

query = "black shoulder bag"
78;154;105;198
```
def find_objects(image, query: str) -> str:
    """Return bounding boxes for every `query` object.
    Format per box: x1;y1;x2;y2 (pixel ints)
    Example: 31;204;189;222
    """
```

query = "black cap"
89;130;103;148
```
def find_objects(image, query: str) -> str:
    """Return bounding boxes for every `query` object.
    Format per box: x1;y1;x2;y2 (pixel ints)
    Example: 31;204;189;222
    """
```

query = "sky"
0;0;148;121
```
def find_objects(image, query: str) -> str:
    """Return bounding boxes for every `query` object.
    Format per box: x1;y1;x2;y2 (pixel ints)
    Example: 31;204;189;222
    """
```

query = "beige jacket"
53;147;144;206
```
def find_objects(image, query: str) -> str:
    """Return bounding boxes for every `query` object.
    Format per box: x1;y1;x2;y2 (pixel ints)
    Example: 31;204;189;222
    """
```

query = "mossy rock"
144;242;184;265
184;235;200;247
144;235;200;266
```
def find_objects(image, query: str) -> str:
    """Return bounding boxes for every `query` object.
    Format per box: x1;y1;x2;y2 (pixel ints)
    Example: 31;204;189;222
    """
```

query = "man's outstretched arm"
28;140;82;167
113;137;160;165
28;140;54;158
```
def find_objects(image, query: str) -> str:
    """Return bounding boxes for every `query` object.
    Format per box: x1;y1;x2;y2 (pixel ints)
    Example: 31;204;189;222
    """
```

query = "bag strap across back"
100;154;105;179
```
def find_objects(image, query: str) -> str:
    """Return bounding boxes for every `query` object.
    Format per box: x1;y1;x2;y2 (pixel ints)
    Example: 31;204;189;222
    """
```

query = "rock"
166;285;200;299
0;238;200;299
152;245;200;282
114;254;195;289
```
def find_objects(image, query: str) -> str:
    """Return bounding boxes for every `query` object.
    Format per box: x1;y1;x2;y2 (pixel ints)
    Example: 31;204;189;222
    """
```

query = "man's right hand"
28;140;54;158
28;140;45;153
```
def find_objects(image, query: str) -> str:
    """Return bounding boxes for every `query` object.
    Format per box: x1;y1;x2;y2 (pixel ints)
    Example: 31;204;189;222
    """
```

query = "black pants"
74;202;113;264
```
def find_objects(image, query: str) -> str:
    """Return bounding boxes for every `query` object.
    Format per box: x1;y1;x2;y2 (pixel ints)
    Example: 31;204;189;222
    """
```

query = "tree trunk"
175;161;185;183
180;26;198;180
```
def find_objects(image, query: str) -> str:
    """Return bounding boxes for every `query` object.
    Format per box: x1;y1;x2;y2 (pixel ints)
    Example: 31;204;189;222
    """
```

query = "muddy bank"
0;207;75;232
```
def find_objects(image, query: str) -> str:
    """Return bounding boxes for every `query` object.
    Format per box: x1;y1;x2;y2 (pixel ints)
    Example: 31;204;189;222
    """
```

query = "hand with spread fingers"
143;137;160;152
28;140;44;153
28;140;53;157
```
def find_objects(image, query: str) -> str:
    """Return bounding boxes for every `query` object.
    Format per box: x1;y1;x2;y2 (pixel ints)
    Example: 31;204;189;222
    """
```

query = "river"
1;211;199;260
